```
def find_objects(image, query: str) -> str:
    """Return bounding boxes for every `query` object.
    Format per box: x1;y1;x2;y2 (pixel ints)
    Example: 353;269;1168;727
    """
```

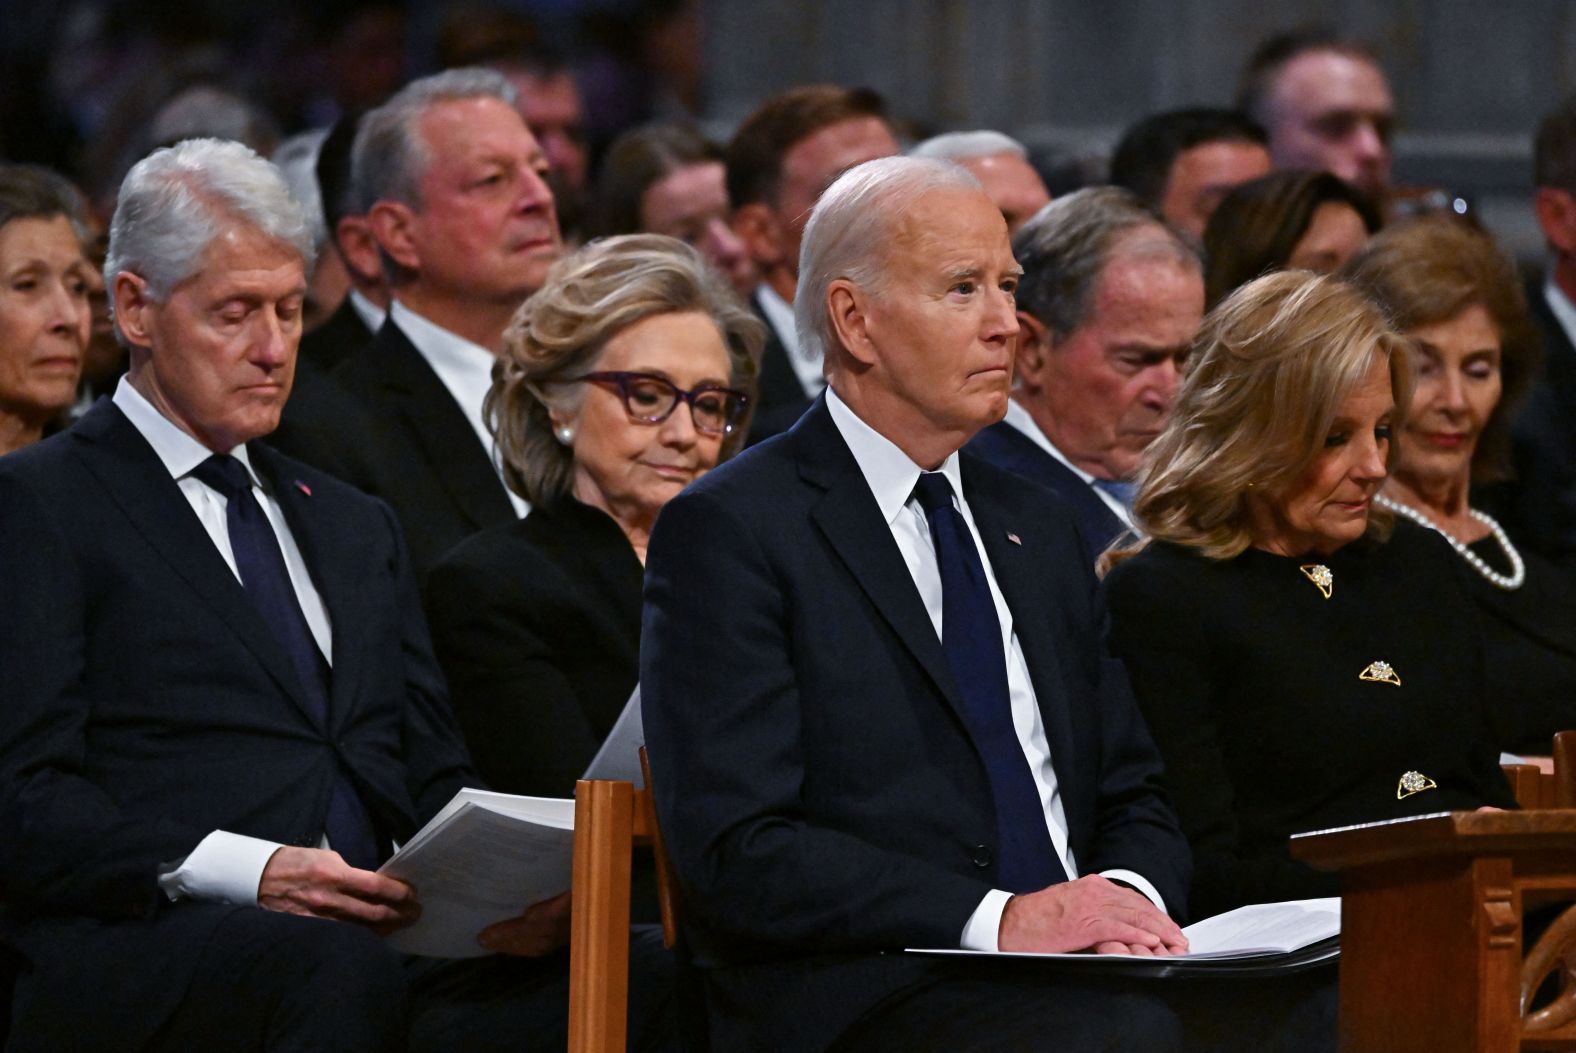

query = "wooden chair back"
1502;731;1576;810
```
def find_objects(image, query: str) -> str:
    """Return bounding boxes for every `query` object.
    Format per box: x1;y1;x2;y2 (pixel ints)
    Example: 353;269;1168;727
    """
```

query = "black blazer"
966;419;1129;554
641;398;1190;1052
277;317;518;581
425;499;643;797
1497;274;1576;566
1104;527;1516;921
0;400;475;1047
745;289;814;444
299;295;376;373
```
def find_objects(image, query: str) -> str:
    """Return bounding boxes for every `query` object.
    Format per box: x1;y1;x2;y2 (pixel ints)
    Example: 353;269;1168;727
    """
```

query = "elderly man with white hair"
0;138;671;1052
910;129;1052;232
642;154;1192;1052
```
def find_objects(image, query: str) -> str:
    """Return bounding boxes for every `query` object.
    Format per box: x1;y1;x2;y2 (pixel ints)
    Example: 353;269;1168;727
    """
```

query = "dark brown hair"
724;85;887;210
585;123;721;240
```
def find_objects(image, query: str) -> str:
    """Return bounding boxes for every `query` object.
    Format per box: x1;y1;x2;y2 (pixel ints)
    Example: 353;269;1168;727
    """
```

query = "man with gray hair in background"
276;67;562;580
0;138;669;1051
909;129;1052;233
966;187;1204;553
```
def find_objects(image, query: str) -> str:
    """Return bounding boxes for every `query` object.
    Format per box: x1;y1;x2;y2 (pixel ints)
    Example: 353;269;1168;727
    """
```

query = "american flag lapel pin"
295;480;313;497
1006;531;1022;546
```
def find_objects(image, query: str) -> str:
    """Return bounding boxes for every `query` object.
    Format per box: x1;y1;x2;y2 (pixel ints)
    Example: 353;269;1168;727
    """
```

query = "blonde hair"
1113;270;1411;564
487;233;763;505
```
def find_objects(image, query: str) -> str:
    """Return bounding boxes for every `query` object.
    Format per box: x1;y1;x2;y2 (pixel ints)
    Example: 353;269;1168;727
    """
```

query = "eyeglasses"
579;371;750;436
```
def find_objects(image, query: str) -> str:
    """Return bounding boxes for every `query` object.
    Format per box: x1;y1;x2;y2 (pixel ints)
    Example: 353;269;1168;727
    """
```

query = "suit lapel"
252;444;366;729
965;467;1080;791
72;403;320;723
377;323;514;531
796;403;970;725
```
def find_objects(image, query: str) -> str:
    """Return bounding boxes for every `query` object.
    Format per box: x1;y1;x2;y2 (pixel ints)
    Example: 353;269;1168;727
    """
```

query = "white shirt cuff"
1099;868;1167;914
959;888;1014;951
157;830;284;905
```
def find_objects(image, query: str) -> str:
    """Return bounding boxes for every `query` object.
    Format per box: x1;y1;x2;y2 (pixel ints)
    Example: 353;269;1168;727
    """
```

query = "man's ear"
1534;188;1576;255
112;271;156;351
367;200;420;273
1012;311;1051;391
826;278;878;368
335;215;387;287
731;203;784;269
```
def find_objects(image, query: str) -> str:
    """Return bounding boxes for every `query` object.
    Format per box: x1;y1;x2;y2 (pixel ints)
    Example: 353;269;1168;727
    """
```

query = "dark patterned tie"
191;454;382;870
913;471;1066;893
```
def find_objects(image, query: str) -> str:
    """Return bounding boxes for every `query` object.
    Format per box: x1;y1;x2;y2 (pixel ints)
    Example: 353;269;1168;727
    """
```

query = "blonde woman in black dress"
1104;270;1515;921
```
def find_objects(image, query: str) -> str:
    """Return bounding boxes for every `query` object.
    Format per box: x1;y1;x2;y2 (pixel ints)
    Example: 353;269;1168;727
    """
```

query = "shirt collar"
112;375;260;488
390;298;495;380
347;288;387;335
1001;398;1095;484
1544;273;1576;352
755;283;801;359
825;386;964;525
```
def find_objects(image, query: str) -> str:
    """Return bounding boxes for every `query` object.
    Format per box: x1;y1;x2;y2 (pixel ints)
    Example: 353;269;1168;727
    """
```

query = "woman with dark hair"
1343;216;1576;756
585;122;756;295
1202;169;1381;306
1104;270;1514;920
0;164;94;455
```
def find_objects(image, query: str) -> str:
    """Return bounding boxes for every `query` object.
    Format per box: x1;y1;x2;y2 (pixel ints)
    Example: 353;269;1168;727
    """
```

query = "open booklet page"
380;791;575;958
906;897;1340;965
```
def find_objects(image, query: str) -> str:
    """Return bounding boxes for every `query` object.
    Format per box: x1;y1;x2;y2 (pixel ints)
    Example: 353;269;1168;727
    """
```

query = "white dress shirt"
113;378;334;905
1545;274;1576;352
1001;399;1133;527
756;283;826;397
346;288;386;335
388;299;530;519
825;389;1164;951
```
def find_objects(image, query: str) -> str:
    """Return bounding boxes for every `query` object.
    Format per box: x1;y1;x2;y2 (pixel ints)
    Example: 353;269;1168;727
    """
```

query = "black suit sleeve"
425;551;606;797
642;488;991;952
0;470;201;918
1104;555;1339;917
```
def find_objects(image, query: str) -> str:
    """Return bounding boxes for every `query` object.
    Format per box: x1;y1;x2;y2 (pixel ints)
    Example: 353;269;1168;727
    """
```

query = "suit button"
971;845;992;868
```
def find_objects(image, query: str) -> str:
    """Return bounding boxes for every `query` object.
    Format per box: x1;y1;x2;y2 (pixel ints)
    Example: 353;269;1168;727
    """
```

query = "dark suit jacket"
425;498;643;797
1495;274;1576;566
299;295;376;373
274;317;518;581
0;400;475;1048
641;398;1190;1052
966;419;1129;553
745;289;814;444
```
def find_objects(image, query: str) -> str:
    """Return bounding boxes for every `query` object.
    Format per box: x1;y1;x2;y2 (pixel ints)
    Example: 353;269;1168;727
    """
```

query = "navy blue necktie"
913;471;1066;894
191;454;382;871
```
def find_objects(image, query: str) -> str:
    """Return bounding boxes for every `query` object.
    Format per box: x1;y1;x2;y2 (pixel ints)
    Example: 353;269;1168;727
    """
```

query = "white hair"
104;137;314;332
272;128;330;254
910;130;1028;163
352;67;519;214
794;155;981;362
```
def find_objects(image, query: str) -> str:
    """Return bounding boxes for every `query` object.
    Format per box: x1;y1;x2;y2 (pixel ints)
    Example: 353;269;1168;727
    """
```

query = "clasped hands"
998;874;1188;957
258;846;571;956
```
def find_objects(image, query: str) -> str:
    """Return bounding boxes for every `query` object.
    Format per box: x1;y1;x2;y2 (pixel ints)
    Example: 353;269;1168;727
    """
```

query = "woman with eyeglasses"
425;234;762;797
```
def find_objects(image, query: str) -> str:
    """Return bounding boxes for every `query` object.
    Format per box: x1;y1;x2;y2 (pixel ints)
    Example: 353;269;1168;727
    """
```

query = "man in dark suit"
966;187;1202;553
0;137;653;1051
726;85;899;442
643;156;1193;1052
275;68;561;580
1501;96;1576;566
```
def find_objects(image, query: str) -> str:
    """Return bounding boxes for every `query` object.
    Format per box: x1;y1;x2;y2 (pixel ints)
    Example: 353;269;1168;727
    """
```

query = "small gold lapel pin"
1006;532;1022;546
1299;564;1333;599
1359;660;1401;686
1397;771;1437;799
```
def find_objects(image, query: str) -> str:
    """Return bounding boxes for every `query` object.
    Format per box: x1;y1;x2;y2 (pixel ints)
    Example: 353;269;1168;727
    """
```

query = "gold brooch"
1397;771;1438;799
1359;660;1401;686
1299;564;1333;599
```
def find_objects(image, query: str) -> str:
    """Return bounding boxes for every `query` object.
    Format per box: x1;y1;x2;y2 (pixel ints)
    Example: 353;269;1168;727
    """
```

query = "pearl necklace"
1373;493;1526;590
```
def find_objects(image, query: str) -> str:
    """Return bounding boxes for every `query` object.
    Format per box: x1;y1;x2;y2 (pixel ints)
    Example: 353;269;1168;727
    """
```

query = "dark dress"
1104;520;1516;921
1455;535;1576;754
424;497;642;798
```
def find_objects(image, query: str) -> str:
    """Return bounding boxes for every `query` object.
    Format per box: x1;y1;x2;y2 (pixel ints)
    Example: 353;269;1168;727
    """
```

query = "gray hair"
272;128;331;254
1013;186;1200;342
910;130;1028;163
794;155;981;362
352;67;519;214
105;138;314;327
